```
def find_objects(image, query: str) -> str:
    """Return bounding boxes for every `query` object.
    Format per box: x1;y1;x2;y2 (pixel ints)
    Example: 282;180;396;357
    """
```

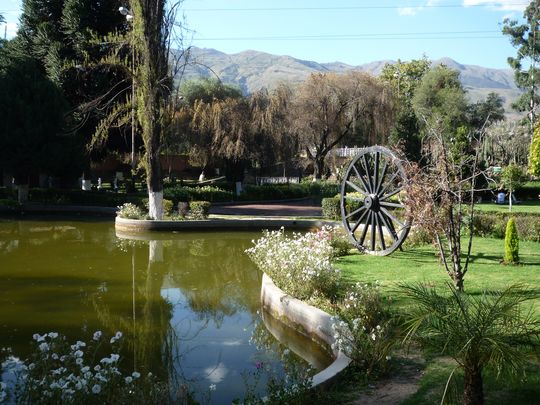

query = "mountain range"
180;47;523;117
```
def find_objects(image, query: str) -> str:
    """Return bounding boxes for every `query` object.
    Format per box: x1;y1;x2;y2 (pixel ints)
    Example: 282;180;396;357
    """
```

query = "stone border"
115;216;337;234
260;273;351;387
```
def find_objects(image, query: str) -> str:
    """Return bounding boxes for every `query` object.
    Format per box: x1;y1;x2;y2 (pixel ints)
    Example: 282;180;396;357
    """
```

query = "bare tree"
290;71;394;179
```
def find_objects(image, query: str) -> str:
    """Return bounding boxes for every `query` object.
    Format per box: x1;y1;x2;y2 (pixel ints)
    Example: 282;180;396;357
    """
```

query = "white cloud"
204;362;228;384
1;22;18;39
463;0;528;11
398;7;423;16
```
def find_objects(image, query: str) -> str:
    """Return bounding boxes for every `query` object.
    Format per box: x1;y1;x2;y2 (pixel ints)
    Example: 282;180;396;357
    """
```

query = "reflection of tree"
167;236;261;326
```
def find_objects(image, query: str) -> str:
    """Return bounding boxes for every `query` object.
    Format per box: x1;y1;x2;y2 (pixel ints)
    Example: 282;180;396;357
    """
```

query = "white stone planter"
260;273;351;387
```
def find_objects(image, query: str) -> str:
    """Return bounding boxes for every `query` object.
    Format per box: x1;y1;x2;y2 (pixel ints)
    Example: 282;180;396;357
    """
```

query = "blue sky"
0;0;532;69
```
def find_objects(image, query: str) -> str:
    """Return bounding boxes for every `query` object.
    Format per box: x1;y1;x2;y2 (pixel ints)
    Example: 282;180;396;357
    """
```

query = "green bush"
27;188;143;207
0;198;20;209
504;217;519;264
117;203;145;219
164;186;233;204
190;201;211;219
472;211;540;242
321;197;341;220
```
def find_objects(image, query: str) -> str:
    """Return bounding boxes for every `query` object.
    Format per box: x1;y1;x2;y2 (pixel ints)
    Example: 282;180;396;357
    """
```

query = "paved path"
210;199;322;217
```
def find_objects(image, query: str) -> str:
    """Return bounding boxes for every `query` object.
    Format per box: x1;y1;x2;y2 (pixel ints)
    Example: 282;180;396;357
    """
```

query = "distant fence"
333;147;364;157
256;177;300;185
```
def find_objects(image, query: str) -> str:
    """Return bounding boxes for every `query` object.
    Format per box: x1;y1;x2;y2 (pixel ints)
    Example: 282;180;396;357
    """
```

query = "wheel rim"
340;146;410;256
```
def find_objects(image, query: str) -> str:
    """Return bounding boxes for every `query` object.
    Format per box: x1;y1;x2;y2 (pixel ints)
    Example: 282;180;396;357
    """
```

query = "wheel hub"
364;194;380;212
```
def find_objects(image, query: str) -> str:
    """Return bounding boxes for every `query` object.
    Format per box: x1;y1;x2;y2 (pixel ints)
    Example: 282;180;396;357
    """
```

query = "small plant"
321;197;340;220
331;282;395;376
246;228;341;302
190;201;211;219
504;217;519;264
117;203;145;219
314;225;351;257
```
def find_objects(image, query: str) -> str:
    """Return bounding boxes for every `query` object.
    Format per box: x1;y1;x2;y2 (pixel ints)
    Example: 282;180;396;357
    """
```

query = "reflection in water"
0;220;331;404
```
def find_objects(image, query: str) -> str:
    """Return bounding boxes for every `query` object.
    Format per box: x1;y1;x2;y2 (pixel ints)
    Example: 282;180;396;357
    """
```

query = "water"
0;218;332;404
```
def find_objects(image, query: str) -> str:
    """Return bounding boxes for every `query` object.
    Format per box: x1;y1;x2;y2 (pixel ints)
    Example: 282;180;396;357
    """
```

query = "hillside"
179;47;524;116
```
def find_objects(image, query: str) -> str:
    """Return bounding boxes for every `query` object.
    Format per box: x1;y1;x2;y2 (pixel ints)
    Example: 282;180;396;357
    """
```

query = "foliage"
501;163;527;211
530;119;540;176
482;120;531;167
471;211;540;242
189;201;211;219
314;225;352;258
331;282;397;377
467;92;505;132
117;202;146;219
380;57;431;161
504;217;520;264
143;198;173;215
179;77;243;105
1;331;176;404
164;185;233;203
502;0;540;124
246;228;341;302
291;71;395;179
401;283;540;405
0;55;83;184
321;197;341;220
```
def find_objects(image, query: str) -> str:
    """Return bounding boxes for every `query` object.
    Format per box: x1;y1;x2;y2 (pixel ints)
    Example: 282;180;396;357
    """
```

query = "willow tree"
291;71;394;179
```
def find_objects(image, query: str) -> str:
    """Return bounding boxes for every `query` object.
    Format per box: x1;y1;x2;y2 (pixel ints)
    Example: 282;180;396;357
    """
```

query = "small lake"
0;218;332;404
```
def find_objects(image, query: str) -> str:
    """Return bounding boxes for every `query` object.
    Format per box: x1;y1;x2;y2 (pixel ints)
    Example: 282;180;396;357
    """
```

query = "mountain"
179;47;523;117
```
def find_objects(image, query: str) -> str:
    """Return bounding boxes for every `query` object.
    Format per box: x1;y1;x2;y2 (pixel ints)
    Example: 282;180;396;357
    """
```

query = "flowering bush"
117;203;146;220
246;228;341;301
313;225;351;258
1;331;173;405
331;282;396;377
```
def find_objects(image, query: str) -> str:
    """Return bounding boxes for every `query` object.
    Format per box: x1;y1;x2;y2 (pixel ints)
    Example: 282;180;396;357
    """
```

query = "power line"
184;3;529;12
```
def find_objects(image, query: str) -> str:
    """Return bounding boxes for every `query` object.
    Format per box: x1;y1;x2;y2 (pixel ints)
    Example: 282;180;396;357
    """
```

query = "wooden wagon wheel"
340;146;411;256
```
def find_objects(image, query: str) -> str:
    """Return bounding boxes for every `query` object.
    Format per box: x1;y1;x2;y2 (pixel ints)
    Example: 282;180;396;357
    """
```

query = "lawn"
334;237;540;404
474;200;540;214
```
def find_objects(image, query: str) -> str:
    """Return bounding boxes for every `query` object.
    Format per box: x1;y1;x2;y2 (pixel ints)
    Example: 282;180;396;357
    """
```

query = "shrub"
190;201;211;219
314;225;351;257
0;199;20;209
164;186;232;204
472;212;540;242
117;203;145;219
142;198;174;216
246;228;341;302
0;331;180;405
321;197;340;220
331;282;395;376
504;217;519;264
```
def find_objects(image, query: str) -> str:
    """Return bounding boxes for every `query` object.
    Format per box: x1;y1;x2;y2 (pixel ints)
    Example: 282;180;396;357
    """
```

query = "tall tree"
529;118;540;176
467;92;505;131
503;0;540;126
291;71;394;179
380;57;431;161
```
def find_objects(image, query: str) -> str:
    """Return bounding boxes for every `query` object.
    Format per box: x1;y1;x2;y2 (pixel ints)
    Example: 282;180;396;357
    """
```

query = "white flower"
132;371;140;379
81;366;90;373
51;353;59;360
91;384;101;394
33;333;45;342
94;365;101;371
125;377;133;384
76;340;86;347
115;331;122;339
76;358;83;365
28;363;35;370
110;354;120;362
48;332;59;339
74;350;83;358
93;331;102;341
371;333;376;341
39;342;49;352
209;384;216;391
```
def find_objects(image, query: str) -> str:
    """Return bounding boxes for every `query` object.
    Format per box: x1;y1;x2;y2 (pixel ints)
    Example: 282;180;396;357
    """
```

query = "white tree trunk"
17;184;29;203
149;240;163;263
148;190;163;220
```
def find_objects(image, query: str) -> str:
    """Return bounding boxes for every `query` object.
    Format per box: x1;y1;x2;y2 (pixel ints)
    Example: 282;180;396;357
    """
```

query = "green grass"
334;237;540;404
475;200;540;214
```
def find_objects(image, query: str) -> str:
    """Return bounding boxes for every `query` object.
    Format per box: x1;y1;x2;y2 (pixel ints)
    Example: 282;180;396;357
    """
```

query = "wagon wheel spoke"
375;212;386;250
380;186;403;202
345;205;367;220
361;155;374;193
351;208;369;234
375;160;388;195
380;206;406;229
378;171;399;197
380;201;404;209
358;211;372;247
373;152;380;195
370;212;376;251
378;211;398;242
352;165;371;195
345;180;369;197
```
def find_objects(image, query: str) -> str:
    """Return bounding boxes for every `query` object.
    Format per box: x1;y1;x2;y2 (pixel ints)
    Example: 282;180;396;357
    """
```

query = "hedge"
472;211;540;242
190;201;211;219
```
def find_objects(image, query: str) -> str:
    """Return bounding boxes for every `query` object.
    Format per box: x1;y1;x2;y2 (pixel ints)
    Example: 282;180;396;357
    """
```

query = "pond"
0;218;332;404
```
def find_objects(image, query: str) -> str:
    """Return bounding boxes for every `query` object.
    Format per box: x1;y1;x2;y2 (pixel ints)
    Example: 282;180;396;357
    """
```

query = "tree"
380;57;431;161
501;163;527;212
482;120;530;167
291;71;394;179
402;283;540;405
467;92;505;131
0;57;81;200
407;66;481;291
503;0;540;126
530;119;540;176
504;218;520;264
179;77;242;105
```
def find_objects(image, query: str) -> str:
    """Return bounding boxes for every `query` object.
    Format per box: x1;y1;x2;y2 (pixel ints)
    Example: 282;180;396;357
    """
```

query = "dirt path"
210;199;322;217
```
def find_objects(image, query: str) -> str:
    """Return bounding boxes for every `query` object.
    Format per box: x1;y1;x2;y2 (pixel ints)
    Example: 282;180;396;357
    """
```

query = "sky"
0;0;533;69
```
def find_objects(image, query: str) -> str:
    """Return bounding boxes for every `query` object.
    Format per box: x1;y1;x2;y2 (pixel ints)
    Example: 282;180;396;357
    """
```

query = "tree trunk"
146;139;163;219
463;367;483;405
17;184;29;203
313;157;325;180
